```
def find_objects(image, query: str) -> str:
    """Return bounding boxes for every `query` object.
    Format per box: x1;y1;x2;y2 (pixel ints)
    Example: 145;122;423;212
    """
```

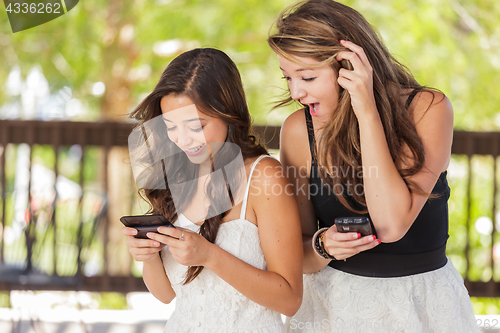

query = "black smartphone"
120;214;177;240
335;217;372;236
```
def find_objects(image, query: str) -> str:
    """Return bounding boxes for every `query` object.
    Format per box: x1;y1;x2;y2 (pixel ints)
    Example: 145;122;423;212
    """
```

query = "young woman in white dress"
122;48;303;332
268;0;478;332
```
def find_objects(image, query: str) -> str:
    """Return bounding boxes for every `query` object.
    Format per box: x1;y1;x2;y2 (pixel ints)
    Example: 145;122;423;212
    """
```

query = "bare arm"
122;227;176;304
358;91;452;242
337;40;453;242
142;254;176;303
204;159;304;315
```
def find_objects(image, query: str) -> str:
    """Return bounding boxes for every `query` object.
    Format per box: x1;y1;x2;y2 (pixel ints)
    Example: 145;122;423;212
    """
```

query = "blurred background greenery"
1;0;499;314
1;0;498;127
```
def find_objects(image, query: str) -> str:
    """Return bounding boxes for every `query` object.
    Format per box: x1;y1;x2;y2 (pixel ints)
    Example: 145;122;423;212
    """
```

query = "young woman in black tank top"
268;0;478;332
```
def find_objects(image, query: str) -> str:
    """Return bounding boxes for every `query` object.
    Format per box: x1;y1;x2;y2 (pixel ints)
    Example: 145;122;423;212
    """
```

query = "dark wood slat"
3;120;134;147
2;121;281;149
465;157;472;281
102;127;112;291
52;128;60;276
452;131;500;156
0;276;147;293
492;156;498;290
0;122;7;264
466;280;500;298
76;128;86;277
26;126;34;273
3;120;500;155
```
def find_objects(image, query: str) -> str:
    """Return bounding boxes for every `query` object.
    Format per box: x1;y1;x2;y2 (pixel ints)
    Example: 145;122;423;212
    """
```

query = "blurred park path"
0;291;173;333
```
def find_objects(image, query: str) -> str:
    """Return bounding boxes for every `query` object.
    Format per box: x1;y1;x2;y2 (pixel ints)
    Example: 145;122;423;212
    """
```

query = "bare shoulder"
410;90;453;126
280;109;311;170
247;156;292;198
281;108;308;140
251;156;286;185
409;90;453;173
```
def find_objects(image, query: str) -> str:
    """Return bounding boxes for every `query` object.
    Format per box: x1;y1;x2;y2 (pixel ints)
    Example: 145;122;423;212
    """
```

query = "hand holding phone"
335;217;372;237
120;214;176;240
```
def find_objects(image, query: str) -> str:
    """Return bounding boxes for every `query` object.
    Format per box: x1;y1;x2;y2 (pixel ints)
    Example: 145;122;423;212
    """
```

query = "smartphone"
335;217;372;236
120;214;177;240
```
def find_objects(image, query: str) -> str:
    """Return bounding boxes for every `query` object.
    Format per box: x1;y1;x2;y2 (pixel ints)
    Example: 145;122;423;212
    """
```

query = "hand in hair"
336;40;377;120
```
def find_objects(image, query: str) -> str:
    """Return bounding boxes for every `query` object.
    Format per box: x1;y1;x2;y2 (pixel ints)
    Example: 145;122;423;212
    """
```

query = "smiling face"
278;54;340;124
160;94;228;168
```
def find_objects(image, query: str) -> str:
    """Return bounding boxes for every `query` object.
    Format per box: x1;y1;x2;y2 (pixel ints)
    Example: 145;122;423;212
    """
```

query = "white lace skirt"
286;258;479;333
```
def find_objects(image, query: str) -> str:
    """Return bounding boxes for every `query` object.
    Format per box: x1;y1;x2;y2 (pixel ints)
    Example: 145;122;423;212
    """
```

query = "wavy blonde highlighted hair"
269;0;434;213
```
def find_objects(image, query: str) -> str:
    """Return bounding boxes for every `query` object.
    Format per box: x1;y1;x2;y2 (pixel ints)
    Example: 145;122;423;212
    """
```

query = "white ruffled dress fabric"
287;259;479;333
161;155;286;333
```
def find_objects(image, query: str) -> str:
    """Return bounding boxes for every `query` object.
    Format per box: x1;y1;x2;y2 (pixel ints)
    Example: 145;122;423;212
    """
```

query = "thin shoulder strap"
239;155;271;220
304;107;317;160
405;88;421;109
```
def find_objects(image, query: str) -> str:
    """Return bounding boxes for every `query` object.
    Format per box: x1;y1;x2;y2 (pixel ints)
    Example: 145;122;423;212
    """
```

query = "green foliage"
0;292;11;307
343;0;500;130
472;297;500;315
447;156;496;281
97;292;128;310
1;0;498;127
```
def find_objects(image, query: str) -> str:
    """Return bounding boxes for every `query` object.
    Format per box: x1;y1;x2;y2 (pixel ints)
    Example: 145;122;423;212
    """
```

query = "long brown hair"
130;48;267;283
268;0;433;213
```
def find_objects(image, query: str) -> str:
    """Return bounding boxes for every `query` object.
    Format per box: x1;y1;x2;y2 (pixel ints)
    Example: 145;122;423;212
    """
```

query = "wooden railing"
0;120;499;296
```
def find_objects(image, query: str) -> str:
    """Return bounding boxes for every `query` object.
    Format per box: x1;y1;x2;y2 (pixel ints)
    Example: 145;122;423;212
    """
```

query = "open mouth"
185;143;205;156
309;103;319;116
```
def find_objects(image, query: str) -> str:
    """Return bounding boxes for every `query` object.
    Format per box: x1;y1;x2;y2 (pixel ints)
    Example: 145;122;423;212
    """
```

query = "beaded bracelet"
312;227;336;260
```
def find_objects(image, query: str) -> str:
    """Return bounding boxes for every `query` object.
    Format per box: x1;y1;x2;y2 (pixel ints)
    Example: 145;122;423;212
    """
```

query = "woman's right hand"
121;227;165;262
322;226;380;260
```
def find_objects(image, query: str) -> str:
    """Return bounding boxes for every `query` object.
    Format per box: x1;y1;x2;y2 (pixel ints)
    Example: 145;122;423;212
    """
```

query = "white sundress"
287;260;479;333
161;155;286;333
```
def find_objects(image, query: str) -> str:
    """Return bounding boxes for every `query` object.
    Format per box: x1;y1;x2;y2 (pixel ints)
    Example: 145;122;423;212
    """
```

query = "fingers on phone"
128;236;161;248
356;235;378;245
157;226;180;239
331;231;360;241
121;227;137;236
364;234;375;241
357;239;380;252
340;235;378;248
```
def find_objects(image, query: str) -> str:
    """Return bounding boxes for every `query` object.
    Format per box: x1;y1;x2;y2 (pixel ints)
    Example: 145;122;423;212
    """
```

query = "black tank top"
306;89;449;277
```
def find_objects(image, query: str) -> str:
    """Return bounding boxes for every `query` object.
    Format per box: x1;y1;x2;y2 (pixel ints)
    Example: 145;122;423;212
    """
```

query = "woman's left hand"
146;226;214;267
336;40;377;119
